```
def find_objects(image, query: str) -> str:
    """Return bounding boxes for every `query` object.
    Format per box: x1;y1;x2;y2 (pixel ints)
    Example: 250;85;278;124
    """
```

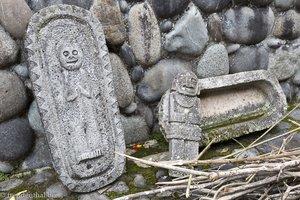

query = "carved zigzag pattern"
25;5;125;192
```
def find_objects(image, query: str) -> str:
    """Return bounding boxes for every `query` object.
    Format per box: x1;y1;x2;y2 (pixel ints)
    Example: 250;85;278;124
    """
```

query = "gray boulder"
196;44;229;78
268;46;299;81
223;7;274;44
0;118;34;161
0;26;19;68
150;0;190;18
121;115;150;144
274;0;294;11
110;53;134;108
165;3;208;56
0;0;32;38
137;59;192;103
229;46;269;74
192;0;231;13
46;182;69;198
273;10;300;40
0;71;28;123
91;0;126;45
129;2;161;66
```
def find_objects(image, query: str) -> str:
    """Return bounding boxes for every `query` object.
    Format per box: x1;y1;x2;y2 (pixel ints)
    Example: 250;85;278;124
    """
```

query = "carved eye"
63;51;69;56
72;50;78;55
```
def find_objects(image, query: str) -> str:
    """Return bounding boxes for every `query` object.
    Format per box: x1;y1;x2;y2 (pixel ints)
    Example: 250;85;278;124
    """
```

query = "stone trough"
199;70;287;145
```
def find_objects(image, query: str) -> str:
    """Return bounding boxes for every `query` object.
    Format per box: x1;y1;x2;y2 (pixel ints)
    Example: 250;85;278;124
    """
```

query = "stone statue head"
58;43;83;71
171;71;199;96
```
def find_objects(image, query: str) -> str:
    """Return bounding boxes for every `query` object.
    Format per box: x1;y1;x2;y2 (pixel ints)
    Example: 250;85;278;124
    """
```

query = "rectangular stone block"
198;70;287;145
25;5;125;192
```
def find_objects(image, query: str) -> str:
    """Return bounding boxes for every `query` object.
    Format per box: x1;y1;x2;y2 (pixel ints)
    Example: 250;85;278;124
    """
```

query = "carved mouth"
67;59;78;64
77;148;103;164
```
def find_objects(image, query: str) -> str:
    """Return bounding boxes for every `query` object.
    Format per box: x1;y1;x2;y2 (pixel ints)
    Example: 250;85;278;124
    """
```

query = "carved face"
173;72;199;96
59;45;83;70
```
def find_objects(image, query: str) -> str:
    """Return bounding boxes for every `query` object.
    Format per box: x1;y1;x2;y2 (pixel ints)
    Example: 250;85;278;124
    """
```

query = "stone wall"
0;0;299;170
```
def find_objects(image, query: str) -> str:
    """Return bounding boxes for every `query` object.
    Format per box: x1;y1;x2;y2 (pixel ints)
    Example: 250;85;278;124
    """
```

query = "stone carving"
199;70;287;145
159;71;202;177
159;70;287;151
25;5;125;192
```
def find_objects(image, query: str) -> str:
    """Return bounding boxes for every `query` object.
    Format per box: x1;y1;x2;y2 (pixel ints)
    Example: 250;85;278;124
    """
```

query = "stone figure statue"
159;71;202;177
25;5;125;192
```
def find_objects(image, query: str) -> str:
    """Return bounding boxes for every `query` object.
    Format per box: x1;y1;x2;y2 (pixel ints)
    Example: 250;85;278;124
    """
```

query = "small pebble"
14;63;30;78
45;182;69;198
107;181;129;194
119;0;129;13
134;174;147;188
124;102;137;114
0;161;14;174
160;20;173;33
131;65;144;82
0;179;23;191
226;44;240;54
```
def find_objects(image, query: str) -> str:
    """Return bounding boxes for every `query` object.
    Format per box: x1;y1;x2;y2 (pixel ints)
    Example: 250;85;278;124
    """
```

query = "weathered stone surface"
110;53;134;108
0;71;28;122
222;7;274;44
192;0;231;13
91;0;126;45
208;13;223;42
160;71;287;146
120;43;136;67
0;118;34;161
196;44;229;78
198;70;287;145
0;26;18;68
137;59;192;103
274;0;294;11
121;115;150;144
165;3;208;56
0;0;32;38
150;0;190;18
229;46;269;73
159;72;201;177
20;137;52;170
268;46;299;81
129;2;161;66
273;10;300;40
250;0;273;6
0;179;23;191
25;5;125;192
46;182;69;198
25;0;94;11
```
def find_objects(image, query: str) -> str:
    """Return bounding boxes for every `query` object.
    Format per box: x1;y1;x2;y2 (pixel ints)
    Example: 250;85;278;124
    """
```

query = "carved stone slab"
159;70;287;147
25;5;125;192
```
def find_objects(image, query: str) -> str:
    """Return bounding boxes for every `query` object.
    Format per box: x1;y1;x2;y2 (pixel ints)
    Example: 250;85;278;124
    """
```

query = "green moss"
0;173;9;182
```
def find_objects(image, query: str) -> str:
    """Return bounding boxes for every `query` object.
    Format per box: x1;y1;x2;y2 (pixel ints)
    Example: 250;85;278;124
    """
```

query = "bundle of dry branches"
115;104;300;200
